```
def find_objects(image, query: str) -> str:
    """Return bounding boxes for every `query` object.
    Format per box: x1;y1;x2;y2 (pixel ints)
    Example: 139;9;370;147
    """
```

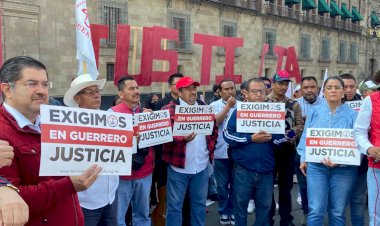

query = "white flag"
75;0;98;79
319;68;328;98
285;81;293;98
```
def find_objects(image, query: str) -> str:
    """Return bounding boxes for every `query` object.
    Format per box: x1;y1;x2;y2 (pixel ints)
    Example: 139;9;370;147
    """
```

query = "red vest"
111;102;154;180
369;92;380;169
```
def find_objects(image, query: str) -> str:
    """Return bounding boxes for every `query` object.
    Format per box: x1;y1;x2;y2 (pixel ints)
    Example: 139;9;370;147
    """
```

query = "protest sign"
305;128;360;166
173;105;215;136
346;100;362;112
40;105;134;176
135;110;173;148
236;102;285;134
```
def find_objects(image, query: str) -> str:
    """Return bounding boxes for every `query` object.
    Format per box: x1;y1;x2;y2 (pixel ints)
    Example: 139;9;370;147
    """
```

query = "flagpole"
83;61;87;74
131;28;139;74
162;39;167;99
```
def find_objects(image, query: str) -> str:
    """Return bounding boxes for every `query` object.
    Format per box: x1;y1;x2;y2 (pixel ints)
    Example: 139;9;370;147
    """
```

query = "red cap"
176;76;200;89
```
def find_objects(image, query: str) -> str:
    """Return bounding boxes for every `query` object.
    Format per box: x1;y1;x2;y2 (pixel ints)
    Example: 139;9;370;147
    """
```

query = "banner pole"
162;39;167;98
131;28;138;75
83;61;87;74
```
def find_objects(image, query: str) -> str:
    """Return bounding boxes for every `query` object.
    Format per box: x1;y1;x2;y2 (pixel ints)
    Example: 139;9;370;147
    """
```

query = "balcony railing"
264;3;362;33
200;0;261;12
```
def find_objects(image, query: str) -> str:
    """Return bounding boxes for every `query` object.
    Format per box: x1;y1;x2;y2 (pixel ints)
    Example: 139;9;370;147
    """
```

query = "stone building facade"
1;0;379;97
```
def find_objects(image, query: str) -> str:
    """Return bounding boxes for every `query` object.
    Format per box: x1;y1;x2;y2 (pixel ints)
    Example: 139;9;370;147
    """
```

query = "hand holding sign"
70;165;102;192
184;132;196;143
299;162;307;176
321;157;339;168
0;140;14;168
251;131;272;143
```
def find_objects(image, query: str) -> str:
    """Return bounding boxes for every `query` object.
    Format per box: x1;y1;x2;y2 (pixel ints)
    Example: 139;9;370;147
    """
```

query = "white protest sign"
346;100;362;112
305;128;361;166
135;110;173;148
236;102;285;134
40;105;134;176
173;105;215;136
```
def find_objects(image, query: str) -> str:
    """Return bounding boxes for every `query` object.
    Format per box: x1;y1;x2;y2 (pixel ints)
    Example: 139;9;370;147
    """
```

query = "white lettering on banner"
236;102;285;134
40;105;134;176
305;128;360;166
135;110;173;148
173;106;215;136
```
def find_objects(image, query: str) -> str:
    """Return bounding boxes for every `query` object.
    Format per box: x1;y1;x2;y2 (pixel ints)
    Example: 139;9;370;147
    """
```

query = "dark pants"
82;198;118;226
270;142;295;226
295;153;308;214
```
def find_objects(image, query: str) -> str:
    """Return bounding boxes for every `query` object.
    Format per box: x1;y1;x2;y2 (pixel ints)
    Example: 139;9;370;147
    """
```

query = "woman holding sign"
297;76;358;226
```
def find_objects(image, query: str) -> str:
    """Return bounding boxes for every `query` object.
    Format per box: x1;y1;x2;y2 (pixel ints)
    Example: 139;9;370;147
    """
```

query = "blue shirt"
296;96;323;117
297;100;358;162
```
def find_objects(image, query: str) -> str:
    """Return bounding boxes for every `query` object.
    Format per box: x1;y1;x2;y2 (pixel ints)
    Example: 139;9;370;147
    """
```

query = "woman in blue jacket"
297;76;358;226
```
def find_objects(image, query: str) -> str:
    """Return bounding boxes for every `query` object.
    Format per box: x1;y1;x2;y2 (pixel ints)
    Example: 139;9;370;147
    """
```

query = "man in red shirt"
0;56;101;226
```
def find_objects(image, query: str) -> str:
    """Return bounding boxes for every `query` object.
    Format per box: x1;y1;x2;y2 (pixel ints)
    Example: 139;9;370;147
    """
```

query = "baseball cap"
273;70;291;82
176;76;200;89
359;80;380;95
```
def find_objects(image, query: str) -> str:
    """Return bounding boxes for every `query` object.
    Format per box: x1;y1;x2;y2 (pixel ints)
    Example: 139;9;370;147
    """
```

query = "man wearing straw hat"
64;74;118;226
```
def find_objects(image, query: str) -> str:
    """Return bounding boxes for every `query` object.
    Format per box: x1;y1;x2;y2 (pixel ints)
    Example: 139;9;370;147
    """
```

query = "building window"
106;63;114;81
349;42;358;64
338;41;347;63
169;12;191;51
321;37;330;61
264;29;276;56
218;20;238;56
300;35;311;59
177;65;184;74
100;0;128;45
222;21;237;37
265;68;271;77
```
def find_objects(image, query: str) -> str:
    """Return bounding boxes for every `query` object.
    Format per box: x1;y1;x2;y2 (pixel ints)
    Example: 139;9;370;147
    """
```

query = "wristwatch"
0;179;19;193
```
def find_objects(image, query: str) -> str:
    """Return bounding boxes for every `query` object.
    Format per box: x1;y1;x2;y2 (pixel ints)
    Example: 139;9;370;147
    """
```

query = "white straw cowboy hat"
63;74;106;107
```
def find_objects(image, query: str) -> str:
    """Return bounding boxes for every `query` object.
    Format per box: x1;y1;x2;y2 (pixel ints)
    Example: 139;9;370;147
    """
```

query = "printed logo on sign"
107;115;118;127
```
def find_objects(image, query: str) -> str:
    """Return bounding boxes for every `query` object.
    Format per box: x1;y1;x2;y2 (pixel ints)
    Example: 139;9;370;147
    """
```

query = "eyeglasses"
248;89;266;95
78;89;102;96
9;80;52;89
325;86;343;91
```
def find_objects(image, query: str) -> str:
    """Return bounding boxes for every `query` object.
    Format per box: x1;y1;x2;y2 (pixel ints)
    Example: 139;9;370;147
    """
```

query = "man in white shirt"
354;89;380;226
63;74;118;226
210;79;237;225
295;76;322;226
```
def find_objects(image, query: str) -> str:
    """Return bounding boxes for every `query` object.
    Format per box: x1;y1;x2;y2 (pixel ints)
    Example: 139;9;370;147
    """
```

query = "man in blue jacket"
224;78;285;226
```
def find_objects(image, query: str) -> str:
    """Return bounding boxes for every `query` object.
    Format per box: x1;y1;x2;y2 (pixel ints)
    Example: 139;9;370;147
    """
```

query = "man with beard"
210;79;237;224
110;76;154;226
295;76;322;225
63;74;118;226
267;70;304;226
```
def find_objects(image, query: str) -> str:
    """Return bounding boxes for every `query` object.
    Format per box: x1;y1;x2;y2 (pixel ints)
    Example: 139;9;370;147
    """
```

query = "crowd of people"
1;55;380;226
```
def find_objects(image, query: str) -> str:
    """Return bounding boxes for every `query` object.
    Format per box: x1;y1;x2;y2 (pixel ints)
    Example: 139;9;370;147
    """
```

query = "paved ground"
205;184;369;226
